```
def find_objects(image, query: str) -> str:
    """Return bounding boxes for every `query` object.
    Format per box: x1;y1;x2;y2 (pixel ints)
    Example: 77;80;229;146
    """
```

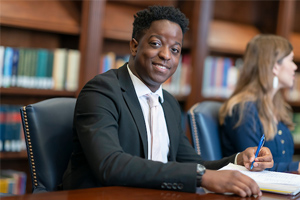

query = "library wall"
0;0;299;194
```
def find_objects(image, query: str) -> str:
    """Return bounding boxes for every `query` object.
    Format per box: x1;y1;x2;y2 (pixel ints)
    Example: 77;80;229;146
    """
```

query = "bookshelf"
0;0;299;193
0;0;104;193
186;0;300;109
185;0;300;150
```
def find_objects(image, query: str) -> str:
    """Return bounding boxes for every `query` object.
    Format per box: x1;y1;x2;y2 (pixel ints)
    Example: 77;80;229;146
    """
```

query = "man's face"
130;19;183;92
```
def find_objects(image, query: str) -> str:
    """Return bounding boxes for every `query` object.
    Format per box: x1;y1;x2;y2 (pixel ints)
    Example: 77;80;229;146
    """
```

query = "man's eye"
150;42;160;46
172;48;180;53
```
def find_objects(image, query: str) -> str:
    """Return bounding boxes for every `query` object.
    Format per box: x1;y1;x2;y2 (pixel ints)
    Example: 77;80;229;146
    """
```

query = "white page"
219;163;300;195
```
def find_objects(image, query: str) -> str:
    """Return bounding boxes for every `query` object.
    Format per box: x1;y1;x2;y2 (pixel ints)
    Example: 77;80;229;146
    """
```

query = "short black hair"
132;5;189;40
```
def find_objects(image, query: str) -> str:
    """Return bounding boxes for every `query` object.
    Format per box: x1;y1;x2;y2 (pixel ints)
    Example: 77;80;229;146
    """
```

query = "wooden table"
1;186;299;200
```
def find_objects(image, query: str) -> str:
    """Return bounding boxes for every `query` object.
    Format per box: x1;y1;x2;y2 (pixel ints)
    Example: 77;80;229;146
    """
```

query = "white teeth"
155;64;167;69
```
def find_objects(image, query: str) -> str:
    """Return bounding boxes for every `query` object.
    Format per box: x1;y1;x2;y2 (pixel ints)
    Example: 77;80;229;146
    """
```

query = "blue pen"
250;134;265;170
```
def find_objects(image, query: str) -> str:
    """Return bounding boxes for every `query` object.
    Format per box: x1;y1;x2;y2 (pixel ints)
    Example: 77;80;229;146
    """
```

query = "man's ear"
272;62;280;76
130;38;138;57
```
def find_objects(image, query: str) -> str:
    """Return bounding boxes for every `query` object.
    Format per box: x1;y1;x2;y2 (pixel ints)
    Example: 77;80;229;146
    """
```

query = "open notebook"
219;163;300;195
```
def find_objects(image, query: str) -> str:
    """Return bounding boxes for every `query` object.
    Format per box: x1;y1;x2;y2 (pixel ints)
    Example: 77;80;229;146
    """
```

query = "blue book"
0;46;5;88
2;47;14;88
0;105;7;152
2;105;21;152
11;48;19;87
10;106;22;152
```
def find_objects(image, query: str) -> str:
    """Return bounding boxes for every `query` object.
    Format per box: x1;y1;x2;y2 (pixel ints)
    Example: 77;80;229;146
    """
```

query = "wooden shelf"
208;20;260;55
102;2;191;49
200;97;227;103
0;0;80;34
289;101;300;107
173;95;188;103
295;144;300;150
1;87;76;97
102;3;141;41
0;151;28;160
108;0;177;7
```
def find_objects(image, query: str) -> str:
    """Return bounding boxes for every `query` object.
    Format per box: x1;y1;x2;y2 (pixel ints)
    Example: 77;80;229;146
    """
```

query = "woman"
219;34;299;172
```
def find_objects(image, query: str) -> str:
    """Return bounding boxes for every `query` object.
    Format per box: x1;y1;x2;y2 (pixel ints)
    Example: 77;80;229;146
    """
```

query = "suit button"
278;130;282;135
281;140;284;144
172;183;178;190
167;183;172;189
178;183;183;190
282;150;285;154
161;182;167;189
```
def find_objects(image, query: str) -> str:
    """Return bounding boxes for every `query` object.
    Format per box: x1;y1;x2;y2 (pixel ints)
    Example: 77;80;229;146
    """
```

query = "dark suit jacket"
62;64;235;193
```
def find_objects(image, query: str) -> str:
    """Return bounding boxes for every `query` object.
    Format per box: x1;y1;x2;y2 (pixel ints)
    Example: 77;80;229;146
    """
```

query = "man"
62;6;273;197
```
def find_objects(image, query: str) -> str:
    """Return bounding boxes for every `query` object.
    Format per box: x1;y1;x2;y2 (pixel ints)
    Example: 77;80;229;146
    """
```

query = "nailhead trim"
22;106;38;187
189;103;201;156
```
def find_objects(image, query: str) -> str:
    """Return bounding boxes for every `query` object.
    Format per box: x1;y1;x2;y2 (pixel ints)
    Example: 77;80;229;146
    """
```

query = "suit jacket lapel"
117;64;148;158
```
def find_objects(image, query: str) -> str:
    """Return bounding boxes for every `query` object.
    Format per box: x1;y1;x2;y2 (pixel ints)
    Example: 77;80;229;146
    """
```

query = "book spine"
11;48;19;87
52;48;68;90
0;46;5;88
202;56;213;97
65;49;80;91
46;50;54;89
2;47;14;88
0;105;7;152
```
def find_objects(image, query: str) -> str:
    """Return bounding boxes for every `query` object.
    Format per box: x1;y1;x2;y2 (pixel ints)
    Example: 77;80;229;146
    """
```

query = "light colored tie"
147;93;163;162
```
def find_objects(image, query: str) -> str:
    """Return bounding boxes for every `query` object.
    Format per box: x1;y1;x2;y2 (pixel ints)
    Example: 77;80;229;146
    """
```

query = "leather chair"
20;97;76;193
187;101;223;161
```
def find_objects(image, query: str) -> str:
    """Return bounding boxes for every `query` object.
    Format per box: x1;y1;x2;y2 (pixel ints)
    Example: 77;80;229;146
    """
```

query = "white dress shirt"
127;65;170;163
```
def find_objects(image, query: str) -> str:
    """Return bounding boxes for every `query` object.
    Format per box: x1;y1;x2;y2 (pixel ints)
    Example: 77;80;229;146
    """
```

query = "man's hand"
201;170;262;197
237;147;274;171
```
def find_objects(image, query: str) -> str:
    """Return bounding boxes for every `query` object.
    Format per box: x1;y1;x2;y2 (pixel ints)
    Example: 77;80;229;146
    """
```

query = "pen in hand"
250;134;265;170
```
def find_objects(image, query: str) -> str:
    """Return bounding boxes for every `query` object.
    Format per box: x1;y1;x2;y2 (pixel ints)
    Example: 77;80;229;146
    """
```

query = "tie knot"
147;94;160;108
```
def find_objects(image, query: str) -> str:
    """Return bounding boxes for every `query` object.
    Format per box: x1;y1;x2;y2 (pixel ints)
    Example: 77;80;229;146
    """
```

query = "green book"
17;48;25;88
46;50;54;89
36;49;48;89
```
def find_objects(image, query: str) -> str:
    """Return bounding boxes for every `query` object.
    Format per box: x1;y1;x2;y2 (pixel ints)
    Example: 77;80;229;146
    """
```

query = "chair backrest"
187;101;222;161
20;97;76;193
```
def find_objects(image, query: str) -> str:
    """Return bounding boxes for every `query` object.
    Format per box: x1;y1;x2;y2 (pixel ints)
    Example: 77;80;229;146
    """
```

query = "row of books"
201;56;242;98
0;46;80;91
0;104;26;152
284;72;300;102
0;170;26;195
100;52;130;74
292;112;300;144
163;54;192;96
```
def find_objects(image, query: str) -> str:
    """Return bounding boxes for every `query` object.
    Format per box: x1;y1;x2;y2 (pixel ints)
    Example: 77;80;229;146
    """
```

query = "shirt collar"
127;64;164;103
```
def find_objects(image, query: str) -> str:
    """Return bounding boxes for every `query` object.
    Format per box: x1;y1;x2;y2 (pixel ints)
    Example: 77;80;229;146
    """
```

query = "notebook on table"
219;163;300;196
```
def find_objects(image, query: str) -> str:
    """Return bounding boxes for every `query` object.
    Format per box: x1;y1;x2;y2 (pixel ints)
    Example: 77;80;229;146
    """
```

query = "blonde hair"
219;34;294;140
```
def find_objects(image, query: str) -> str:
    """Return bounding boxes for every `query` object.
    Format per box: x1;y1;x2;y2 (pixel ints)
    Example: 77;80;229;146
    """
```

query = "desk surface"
1;186;299;200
